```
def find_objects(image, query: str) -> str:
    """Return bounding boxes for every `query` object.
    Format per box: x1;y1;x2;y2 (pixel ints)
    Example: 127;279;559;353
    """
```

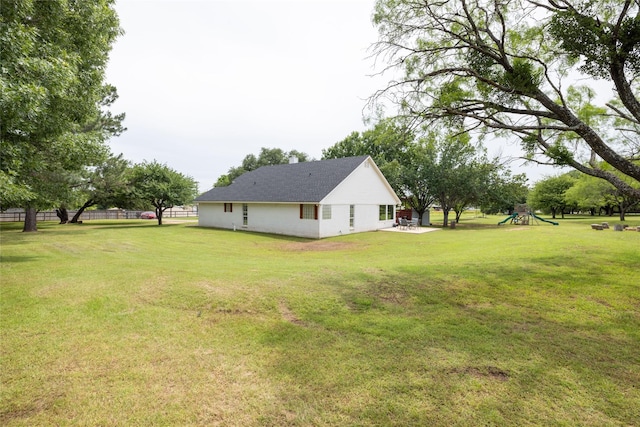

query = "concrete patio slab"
379;226;441;234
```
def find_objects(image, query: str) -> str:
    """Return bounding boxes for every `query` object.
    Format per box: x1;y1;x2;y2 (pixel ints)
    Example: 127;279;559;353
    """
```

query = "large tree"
527;174;577;218
480;168;529;215
129;161;198;226
564;174;612;216
0;0;123;231
394;140;437;224
372;0;640;199
67;153;132;223
323;121;508;225
420;133;493;226
322;118;415;194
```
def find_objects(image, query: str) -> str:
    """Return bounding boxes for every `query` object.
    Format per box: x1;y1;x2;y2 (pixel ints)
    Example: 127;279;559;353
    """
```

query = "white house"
195;156;401;238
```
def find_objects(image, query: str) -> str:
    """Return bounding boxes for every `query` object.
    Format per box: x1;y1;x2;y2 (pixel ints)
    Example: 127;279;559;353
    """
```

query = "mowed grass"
1;214;639;426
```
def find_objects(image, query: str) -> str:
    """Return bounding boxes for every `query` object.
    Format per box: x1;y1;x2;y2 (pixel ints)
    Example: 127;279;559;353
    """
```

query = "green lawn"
1;215;639;426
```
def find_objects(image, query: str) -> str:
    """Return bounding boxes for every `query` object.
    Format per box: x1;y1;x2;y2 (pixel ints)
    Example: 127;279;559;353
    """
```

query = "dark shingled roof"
195;155;371;203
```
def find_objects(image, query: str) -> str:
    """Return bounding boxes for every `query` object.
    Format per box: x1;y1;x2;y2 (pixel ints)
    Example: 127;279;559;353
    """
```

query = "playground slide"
497;213;518;225
531;212;559;226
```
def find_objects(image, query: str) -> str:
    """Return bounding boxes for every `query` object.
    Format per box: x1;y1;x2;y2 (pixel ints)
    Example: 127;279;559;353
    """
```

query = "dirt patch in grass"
451;366;510;381
279;241;359;252
278;301;305;326
366;280;411;306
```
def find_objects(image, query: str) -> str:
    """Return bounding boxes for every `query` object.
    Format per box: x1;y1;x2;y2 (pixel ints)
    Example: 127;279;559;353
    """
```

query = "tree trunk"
56;207;69;224
442;209;449;227
70;199;94;223
23;207;38;232
619;205;626;221
156;208;163;225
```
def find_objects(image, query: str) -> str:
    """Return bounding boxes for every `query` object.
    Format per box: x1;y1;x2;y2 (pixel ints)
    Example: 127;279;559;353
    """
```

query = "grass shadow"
185;225;314;243
0;255;40;263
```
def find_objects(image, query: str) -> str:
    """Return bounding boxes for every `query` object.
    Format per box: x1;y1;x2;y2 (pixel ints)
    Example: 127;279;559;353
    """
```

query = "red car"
140;211;156;219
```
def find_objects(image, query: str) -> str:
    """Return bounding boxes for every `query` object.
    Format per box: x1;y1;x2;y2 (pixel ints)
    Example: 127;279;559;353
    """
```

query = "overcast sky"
105;0;562;191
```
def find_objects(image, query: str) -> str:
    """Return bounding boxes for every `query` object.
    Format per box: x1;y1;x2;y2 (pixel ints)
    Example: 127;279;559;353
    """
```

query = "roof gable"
195;155;372;203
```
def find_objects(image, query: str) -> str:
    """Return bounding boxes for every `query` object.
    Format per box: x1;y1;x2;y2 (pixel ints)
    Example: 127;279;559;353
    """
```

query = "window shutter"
300;204;303;219
230;203;232;212
314;205;318;220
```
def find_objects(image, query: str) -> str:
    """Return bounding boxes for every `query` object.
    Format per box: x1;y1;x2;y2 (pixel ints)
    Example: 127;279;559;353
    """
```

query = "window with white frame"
322;205;332;220
349;205;355;228
379;205;395;220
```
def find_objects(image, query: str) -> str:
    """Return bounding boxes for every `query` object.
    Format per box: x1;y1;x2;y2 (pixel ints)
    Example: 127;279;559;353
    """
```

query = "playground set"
498;204;559;226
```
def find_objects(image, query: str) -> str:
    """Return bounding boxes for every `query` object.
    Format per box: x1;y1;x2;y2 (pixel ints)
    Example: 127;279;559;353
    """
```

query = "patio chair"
399;218;409;230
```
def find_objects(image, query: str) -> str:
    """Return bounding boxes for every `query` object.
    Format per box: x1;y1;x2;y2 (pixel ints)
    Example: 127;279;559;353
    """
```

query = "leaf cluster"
549;2;640;78
371;0;640;199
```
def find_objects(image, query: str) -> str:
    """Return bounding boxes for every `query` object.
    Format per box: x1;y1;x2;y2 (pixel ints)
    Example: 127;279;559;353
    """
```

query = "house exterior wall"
198;203;243;230
323;158;399;206
199;201;391;239
198;202;321;238
318;158;399;236
246;203;319;238
316;203;393;238
197;158;400;239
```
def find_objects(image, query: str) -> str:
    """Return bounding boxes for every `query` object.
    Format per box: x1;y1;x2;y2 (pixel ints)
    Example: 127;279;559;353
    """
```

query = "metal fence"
0;209;198;222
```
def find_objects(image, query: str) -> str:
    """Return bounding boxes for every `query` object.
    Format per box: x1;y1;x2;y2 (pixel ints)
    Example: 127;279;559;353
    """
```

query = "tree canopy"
66;153;132;223
528;174;577;218
128;161;198;226
565;166;639;219
324;120;521;226
480;169;529;215
322;118;414;194
372;0;640;199
413;133;493;226
0;0;123;231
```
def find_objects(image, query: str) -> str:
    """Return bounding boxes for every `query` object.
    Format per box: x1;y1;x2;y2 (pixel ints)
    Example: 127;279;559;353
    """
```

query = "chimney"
289;156;298;164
